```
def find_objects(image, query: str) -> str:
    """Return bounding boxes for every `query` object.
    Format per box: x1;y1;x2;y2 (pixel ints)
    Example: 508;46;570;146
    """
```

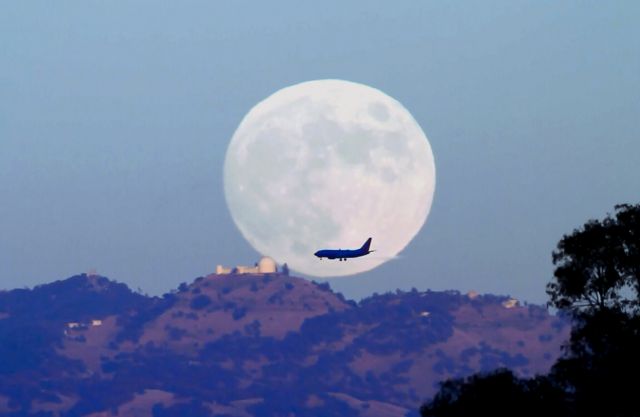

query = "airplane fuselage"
314;238;373;261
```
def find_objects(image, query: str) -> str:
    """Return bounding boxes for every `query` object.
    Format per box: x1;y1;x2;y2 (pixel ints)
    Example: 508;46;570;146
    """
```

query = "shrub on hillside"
190;295;211;310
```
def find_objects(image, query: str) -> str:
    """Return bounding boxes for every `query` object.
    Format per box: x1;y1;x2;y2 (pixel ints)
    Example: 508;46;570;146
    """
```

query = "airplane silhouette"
314;238;374;261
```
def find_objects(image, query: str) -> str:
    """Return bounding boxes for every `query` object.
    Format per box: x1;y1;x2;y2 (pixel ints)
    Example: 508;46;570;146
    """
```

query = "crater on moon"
224;79;435;277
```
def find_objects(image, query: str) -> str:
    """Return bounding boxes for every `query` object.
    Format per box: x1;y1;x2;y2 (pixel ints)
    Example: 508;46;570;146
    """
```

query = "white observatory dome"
258;256;277;273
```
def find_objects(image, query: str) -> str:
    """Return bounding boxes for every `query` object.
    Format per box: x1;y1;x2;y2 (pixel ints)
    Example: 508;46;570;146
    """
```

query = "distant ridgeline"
0;272;568;417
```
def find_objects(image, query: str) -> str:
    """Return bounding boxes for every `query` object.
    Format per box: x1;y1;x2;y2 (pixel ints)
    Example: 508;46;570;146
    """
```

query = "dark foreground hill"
0;273;569;417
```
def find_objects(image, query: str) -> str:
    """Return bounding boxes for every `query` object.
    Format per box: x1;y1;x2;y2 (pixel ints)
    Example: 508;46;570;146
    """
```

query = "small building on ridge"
216;256;277;275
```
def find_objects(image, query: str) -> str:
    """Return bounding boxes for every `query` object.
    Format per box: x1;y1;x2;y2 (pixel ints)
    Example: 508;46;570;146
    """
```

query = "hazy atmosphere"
2;1;639;303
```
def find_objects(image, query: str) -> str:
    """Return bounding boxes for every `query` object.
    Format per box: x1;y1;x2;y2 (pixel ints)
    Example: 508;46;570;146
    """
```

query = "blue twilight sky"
1;1;638;303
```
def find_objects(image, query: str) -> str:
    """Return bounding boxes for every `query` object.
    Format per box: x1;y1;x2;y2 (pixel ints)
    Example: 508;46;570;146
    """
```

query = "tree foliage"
421;203;640;417
420;369;567;417
546;205;640;416
547;204;640;315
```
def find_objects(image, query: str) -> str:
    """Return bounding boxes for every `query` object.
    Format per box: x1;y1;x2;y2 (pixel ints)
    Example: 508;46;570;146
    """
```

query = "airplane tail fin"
360;237;372;253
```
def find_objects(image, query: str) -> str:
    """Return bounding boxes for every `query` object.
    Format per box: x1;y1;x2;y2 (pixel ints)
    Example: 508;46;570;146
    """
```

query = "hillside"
0;273;569;417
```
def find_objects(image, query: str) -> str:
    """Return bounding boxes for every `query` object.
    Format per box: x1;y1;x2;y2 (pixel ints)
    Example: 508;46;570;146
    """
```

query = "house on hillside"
502;298;519;309
64;319;103;335
466;290;479;299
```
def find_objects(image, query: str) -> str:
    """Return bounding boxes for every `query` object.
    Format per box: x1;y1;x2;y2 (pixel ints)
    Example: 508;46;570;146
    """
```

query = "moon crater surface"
224;79;435;277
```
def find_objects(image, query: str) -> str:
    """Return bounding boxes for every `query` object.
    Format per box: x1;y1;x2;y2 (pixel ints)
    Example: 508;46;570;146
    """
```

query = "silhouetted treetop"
547;204;640;315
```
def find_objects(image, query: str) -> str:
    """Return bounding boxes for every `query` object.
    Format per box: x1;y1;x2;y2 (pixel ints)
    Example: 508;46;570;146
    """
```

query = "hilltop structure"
216;256;277;275
502;298;519;309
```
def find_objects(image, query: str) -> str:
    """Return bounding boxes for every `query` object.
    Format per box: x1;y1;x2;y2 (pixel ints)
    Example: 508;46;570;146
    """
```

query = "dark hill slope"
0;273;569;417
0;274;149;376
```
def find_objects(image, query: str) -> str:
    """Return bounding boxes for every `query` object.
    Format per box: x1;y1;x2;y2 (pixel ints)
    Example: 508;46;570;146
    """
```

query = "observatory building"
216;256;277;275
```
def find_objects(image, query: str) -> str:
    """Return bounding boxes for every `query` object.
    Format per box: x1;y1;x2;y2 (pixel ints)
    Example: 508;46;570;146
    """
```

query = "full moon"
224;79;435;277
